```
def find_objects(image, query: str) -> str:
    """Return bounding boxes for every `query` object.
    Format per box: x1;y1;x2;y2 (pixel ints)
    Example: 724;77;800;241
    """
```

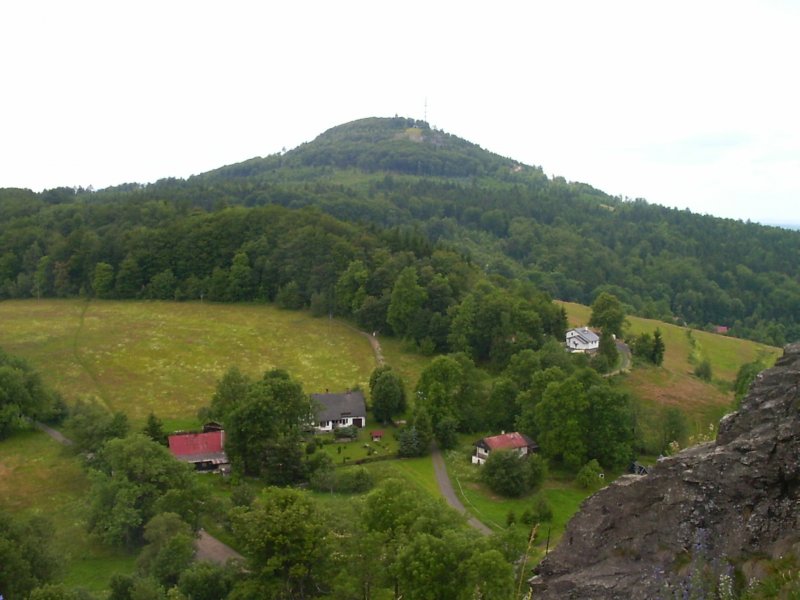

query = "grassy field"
0;299;434;591
0;299;431;425
1;296;781;591
558;301;781;444
0;430;136;591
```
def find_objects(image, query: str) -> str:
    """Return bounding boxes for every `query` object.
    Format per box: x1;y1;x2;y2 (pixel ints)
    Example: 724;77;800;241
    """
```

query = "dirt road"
431;445;492;536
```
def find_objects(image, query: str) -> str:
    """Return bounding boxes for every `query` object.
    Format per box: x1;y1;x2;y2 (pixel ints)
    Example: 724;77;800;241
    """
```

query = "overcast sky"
2;1;798;225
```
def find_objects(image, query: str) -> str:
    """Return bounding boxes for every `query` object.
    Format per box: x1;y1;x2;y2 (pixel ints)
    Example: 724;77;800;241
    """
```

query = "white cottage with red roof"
472;431;538;465
168;428;229;472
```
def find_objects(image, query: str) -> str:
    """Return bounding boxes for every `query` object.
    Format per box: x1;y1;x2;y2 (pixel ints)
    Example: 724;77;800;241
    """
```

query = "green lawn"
0;430;136;591
377;335;429;392
318;425;400;465
441;438;594;559
0;299;381;425
377;455;440;498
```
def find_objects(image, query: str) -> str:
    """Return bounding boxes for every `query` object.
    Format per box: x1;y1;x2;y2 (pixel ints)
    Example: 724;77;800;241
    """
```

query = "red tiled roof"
483;432;534;451
168;431;224;457
371;430;384;437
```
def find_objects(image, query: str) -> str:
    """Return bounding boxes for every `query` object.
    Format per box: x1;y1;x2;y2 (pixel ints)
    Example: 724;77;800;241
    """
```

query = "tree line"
4;117;798;347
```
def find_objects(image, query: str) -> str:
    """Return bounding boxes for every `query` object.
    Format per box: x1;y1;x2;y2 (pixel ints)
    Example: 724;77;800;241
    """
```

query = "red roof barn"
168;430;228;471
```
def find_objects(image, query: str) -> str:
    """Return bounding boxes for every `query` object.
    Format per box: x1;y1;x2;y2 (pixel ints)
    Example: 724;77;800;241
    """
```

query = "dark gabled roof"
567;327;600;344
311;390;367;423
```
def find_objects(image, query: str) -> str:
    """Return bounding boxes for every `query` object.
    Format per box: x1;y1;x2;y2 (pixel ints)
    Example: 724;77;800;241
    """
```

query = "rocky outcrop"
531;343;800;599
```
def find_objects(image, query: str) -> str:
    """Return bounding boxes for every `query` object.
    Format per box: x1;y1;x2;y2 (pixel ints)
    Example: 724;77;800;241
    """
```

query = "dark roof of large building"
567;327;600;344
311;390;367;423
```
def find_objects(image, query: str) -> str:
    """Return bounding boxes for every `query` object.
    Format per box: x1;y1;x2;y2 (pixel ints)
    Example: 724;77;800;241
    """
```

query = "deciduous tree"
231;487;331;599
589;292;625;338
387;266;427;336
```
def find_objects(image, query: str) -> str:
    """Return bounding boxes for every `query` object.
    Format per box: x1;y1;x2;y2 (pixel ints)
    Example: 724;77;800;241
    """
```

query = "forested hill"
1;116;799;345
198;116;529;179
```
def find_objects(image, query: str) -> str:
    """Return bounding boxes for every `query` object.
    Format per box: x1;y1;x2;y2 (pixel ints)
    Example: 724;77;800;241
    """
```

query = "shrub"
334;426;357;440
309;466;374;494
526;454;548;489
336;467;374;493
575;459;604;489
694;358;713;381
531;495;553;522
482;451;528;497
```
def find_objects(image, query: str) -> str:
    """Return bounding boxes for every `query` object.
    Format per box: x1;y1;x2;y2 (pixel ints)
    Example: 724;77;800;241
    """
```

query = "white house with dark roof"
566;327;600;353
311;390;367;432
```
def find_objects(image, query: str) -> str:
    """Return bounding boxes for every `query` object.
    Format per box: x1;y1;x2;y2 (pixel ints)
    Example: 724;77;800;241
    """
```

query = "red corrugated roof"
168;431;224;457
483;432;533;450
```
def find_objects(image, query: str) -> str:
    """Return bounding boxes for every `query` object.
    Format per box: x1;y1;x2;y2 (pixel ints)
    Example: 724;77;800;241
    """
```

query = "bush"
334;426;358;440
482;451;528;497
575;459;604;489
531;495;553;522
526;454;548;489
694;358;713;381
230;483;256;508
309;466;374;494
336;467;374;493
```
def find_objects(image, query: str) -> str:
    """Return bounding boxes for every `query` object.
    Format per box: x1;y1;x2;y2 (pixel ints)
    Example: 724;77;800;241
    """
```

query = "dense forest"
2;116;798;345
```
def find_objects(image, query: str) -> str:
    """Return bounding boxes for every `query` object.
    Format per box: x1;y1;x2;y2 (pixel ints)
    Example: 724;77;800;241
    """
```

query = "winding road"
432;445;493;535
604;340;632;377
358;329;493;535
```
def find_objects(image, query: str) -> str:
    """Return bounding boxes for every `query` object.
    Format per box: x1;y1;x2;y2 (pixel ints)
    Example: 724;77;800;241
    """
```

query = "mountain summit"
283;116;521;177
199;116;534;182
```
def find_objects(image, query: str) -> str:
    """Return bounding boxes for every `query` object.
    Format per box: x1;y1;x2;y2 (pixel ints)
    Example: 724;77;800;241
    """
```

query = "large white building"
311;390;367;432
566;327;600;353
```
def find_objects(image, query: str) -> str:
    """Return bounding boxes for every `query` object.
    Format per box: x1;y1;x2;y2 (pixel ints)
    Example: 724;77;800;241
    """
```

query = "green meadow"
0;298;782;591
558;301;781;444
0;299;432;424
0;298;432;589
0;430;136;592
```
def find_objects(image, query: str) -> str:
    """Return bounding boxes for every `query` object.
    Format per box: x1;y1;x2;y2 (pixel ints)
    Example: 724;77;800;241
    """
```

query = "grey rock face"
531;343;800;599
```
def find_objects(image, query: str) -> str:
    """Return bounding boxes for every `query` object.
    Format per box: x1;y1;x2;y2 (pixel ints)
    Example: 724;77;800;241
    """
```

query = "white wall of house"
566;328;599;353
316;416;361;432
472;447;489;465
472;445;530;465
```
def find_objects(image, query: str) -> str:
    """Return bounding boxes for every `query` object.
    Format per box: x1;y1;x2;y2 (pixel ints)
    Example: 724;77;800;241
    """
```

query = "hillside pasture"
0;299;389;424
0;430;136;591
559;301;781;446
